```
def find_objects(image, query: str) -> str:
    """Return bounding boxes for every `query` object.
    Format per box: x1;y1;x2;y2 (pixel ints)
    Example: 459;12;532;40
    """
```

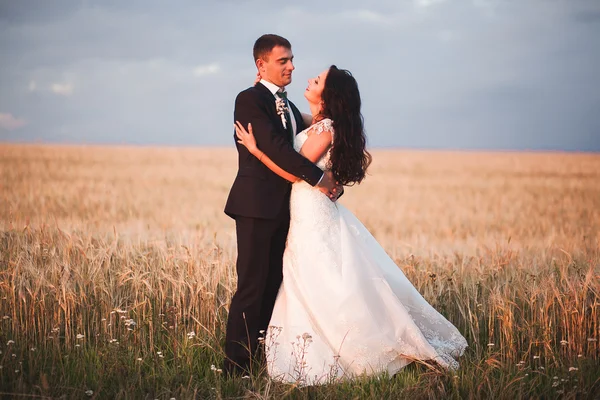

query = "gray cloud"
0;0;599;150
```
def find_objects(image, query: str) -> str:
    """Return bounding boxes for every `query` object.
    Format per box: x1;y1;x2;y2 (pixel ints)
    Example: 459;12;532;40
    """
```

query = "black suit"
223;82;323;374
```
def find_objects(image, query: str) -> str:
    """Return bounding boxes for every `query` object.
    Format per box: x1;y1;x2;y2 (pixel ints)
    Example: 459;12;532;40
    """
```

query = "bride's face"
304;68;329;106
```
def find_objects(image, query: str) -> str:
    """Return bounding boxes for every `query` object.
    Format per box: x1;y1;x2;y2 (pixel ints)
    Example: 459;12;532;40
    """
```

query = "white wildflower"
85;390;94;396
242;375;250;379
76;334;85;339
560;339;568;346
487;343;495;347
569;367;578;372
210;364;217;371
187;331;196;339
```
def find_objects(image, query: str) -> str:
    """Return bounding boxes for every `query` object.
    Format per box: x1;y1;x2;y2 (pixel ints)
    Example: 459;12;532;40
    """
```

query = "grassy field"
0;144;599;399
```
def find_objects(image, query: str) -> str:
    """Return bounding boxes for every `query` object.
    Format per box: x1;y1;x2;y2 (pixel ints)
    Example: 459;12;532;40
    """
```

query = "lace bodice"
293;118;334;171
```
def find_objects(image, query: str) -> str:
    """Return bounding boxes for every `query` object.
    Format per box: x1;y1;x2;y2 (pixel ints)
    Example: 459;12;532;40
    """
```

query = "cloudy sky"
1;0;599;151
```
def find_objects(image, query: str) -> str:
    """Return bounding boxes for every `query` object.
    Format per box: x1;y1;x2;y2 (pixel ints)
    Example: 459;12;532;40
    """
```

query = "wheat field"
0;144;599;399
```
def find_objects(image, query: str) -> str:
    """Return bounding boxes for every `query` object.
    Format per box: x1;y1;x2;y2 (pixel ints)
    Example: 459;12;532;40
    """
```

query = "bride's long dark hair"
319;65;372;186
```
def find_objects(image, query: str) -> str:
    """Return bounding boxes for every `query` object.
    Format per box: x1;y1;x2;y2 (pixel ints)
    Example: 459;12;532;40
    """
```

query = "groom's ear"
256;58;266;72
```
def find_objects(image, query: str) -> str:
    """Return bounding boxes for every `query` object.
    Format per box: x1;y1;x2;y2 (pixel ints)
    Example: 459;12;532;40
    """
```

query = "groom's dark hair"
253;34;291;61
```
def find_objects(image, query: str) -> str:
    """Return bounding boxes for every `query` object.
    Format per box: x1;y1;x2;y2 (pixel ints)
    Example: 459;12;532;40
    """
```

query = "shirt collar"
260;79;284;97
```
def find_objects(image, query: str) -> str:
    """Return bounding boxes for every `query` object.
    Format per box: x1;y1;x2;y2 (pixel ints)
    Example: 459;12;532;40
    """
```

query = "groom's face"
258;45;294;88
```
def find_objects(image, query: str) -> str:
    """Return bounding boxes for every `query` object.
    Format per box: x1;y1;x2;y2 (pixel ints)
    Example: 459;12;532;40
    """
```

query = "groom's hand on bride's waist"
316;171;344;202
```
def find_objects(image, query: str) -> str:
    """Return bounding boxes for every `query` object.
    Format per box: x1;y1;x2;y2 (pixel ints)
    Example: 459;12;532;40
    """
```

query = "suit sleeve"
235;90;323;186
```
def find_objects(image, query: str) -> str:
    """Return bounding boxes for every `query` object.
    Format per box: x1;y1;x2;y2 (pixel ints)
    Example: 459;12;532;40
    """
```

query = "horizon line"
1;141;599;154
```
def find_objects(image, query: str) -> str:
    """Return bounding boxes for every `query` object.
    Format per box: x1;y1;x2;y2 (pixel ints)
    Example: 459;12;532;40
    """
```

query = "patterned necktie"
276;90;294;140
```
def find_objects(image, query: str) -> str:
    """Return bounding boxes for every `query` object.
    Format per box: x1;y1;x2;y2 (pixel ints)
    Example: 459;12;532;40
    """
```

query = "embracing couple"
224;34;467;385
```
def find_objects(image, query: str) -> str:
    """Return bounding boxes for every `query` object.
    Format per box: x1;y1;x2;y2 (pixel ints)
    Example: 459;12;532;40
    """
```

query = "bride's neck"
308;102;322;123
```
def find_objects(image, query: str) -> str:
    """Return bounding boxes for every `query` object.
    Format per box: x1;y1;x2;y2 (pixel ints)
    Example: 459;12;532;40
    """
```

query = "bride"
234;65;467;385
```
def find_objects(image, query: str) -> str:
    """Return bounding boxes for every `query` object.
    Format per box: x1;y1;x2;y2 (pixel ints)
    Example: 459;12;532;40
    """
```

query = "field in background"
0;144;599;399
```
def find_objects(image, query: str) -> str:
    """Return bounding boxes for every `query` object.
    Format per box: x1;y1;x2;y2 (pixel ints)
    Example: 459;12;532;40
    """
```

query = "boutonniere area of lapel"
275;97;289;129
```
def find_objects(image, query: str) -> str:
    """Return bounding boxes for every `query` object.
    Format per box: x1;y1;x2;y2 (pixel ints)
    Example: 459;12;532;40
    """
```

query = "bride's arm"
235;122;299;183
235;122;333;182
298;126;332;163
236;121;343;199
235;121;333;181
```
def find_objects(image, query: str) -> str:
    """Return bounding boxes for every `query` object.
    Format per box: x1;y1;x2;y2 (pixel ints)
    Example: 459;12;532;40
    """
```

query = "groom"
223;34;339;375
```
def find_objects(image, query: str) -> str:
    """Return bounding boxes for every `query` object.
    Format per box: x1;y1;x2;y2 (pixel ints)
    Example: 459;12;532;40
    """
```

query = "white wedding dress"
266;118;467;385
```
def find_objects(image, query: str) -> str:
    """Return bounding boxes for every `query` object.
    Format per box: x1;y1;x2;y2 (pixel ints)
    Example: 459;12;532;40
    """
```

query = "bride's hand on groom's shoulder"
254;72;261;86
235;121;258;154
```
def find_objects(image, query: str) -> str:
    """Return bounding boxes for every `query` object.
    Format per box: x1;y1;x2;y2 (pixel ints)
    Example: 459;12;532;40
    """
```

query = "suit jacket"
224;82;324;219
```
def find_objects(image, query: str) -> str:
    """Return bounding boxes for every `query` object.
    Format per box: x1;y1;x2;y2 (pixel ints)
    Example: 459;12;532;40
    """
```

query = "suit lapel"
255;82;289;132
254;82;304;140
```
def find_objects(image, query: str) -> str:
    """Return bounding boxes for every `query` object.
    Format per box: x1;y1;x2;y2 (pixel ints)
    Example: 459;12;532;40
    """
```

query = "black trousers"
224;196;290;374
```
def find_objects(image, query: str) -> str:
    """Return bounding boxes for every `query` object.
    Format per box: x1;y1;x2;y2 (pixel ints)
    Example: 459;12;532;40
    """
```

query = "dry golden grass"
0;144;599;399
3;144;598;253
